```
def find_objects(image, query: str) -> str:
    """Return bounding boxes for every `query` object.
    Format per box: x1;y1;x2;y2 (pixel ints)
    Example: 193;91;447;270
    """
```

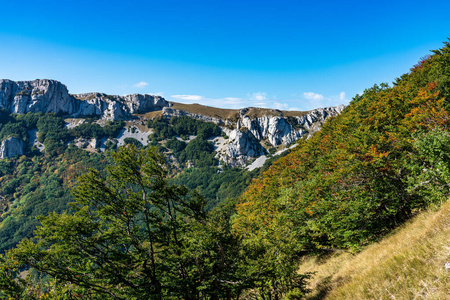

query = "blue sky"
1;0;450;111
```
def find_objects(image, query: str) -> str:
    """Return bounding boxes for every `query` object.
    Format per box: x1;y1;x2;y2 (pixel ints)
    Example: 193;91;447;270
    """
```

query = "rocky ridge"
0;79;169;120
0;79;345;166
163;105;345;166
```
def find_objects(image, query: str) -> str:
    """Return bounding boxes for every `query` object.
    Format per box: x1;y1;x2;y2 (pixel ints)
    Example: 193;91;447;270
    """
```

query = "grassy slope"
299;201;450;300
170;102;310;119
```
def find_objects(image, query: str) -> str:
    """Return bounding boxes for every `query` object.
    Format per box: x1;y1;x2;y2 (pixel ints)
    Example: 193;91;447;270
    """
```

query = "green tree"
9;145;209;299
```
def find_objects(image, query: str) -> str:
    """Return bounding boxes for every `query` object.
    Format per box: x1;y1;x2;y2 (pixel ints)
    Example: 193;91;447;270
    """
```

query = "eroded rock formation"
0;79;170;120
0;137;25;159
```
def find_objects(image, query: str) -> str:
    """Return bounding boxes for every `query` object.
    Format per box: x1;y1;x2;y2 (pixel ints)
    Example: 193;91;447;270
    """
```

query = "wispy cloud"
301;91;349;110
249;92;267;101
170;94;244;108
168;91;348;111
303;92;324;101
171;94;203;101
133;81;149;88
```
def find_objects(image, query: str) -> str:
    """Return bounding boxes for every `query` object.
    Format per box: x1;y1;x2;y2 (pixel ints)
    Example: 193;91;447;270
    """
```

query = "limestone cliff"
222;129;267;165
0;79;346;167
0;137;25;159
163;105;345;165
0;79;169;120
162;107;222;124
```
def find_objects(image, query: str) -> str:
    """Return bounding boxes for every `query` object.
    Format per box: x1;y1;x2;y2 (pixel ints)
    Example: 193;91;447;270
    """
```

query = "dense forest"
0;113;274;253
2;39;450;299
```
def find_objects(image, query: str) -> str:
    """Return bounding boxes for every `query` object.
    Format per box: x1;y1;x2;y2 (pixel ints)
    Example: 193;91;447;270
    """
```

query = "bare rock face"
0;79;78;115
163;104;346;166
124;94;168;114
225;129;266;163
0;79;346;167
295;106;346;132
236;105;345;147
0;137;25;159
238;116;304;147
0;79;170;120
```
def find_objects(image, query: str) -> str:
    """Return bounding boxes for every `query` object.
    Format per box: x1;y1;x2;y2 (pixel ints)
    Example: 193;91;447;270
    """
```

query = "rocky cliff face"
163;105;346;165
0;79;346;167
0;79;169;120
0;137;25;159
237;106;345;147
222;129;267;165
0;79;79;115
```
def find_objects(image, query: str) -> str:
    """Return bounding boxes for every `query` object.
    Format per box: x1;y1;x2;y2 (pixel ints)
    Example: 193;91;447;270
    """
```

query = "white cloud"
133;81;149;88
303;92;324;101
171;95;204;101
250;92;267;101
168;91;347;111
170;94;245;109
272;102;289;110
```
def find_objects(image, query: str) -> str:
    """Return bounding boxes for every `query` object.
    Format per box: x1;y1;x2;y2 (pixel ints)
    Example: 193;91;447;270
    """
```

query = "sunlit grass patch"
299;200;450;299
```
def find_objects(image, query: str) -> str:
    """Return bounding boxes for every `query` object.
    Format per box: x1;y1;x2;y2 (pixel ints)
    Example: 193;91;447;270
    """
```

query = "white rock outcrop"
0;137;25;159
0;79;346;167
163;104;346;166
225;129;266;162
0;79;170;120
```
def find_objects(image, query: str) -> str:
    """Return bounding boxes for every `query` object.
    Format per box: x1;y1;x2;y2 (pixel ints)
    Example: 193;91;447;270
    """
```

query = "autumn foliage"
234;40;450;255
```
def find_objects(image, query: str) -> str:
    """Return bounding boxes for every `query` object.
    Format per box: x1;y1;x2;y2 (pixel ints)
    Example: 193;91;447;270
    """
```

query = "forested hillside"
2;40;450;299
0;113;271;252
232;40;450;290
0;84;337;254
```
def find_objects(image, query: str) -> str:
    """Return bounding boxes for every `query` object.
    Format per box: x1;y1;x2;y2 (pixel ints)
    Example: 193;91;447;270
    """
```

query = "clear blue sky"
1;0;450;111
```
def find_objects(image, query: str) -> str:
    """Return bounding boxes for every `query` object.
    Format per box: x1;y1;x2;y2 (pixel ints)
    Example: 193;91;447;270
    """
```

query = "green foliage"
165;137;186;154
0;147;108;252
180;137;216;165
407;128;450;204
36;113;71;143
148;116;175;139
148;116;221;140
0;254;27;298
234;40;450;261
172;166;258;209
4;146;250;298
71;120;125;139
123;137;143;148
0;146;309;299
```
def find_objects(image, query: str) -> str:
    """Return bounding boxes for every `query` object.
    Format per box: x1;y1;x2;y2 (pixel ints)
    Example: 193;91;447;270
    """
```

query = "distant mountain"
0;79;168;119
0;79;345;252
0;79;344;166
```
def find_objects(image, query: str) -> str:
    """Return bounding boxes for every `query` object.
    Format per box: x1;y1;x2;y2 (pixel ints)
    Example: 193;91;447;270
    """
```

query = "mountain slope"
232;40;450;261
299;200;450;299
0;78;344;166
0;80;344;252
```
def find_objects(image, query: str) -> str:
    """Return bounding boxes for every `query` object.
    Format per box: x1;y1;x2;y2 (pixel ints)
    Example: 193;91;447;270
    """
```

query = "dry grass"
124;120;152;133
170;102;239;119
134;103;311;123
137;110;163;120
299;201;450;300
169;102;310;119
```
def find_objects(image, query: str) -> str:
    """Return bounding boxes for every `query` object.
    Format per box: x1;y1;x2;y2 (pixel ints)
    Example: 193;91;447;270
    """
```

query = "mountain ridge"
0;78;345;165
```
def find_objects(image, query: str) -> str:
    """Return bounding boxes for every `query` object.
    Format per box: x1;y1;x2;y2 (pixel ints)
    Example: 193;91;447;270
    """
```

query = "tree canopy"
1;145;308;299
